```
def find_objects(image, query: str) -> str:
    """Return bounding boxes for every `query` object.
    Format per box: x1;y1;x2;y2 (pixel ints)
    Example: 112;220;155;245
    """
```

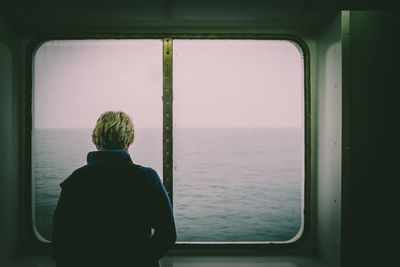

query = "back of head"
92;111;135;150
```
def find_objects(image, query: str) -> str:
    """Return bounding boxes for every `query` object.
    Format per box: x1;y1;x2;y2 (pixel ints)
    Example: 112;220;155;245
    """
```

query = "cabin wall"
0;20;20;266
314;12;345;267
341;11;399;267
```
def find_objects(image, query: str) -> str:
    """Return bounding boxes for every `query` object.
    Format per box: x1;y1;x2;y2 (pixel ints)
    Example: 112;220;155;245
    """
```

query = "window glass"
33;40;163;241
33;38;305;244
173;40;304;242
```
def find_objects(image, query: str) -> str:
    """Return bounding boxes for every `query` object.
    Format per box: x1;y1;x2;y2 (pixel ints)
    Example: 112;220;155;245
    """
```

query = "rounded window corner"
33;220;52;244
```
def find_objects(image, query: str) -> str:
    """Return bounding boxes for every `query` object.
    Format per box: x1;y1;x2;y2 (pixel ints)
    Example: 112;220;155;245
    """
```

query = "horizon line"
34;126;303;129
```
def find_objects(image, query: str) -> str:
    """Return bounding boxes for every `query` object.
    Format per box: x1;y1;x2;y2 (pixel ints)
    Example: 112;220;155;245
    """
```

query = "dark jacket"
51;150;176;267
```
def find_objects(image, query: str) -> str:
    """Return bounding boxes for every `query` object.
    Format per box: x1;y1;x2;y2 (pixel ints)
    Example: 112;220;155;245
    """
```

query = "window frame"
27;33;311;252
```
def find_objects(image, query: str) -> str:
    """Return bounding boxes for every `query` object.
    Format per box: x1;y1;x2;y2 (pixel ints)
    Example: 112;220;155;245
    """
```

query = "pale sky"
34;39;303;129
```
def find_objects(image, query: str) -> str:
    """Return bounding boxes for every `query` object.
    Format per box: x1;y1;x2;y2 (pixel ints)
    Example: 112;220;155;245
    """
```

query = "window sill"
5;255;331;267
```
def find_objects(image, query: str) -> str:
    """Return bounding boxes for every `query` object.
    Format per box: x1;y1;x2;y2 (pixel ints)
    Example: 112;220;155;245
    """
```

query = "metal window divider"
163;37;173;205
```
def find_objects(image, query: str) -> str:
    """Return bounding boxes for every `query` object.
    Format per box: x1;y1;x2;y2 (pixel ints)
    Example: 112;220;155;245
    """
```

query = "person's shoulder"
134;165;162;184
71;164;92;176
60;164;91;189
136;165;157;175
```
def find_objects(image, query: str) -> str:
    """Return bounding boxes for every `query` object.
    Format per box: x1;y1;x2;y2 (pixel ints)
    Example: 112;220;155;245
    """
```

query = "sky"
34;39;303;129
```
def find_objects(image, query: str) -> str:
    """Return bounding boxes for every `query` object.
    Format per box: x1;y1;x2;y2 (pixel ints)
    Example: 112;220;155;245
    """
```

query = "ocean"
33;128;303;242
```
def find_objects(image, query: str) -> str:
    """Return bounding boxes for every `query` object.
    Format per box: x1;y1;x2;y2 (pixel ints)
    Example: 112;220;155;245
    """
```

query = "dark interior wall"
342;11;399;267
0;21;20;266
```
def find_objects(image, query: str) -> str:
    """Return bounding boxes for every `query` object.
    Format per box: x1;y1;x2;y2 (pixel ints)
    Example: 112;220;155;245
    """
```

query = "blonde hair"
92;111;135;150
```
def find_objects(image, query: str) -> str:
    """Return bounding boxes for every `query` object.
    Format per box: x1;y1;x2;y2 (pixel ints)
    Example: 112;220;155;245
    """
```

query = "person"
51;111;176;267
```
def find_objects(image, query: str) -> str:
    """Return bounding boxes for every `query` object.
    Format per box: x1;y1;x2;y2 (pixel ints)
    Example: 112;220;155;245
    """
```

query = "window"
32;37;307;244
32;40;163;241
173;40;304;242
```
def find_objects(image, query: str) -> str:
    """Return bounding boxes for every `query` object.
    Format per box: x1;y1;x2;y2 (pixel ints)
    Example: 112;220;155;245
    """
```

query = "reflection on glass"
33;40;163;241
173;40;304;242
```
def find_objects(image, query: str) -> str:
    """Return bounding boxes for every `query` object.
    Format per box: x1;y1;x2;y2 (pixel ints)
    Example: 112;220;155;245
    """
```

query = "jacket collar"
87;150;133;164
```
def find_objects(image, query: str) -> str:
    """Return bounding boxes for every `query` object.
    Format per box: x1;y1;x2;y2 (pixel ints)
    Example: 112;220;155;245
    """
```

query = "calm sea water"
33;128;303;242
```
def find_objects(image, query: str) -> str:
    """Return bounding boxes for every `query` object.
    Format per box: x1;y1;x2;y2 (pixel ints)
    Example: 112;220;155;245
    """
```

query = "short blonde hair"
92;111;135;150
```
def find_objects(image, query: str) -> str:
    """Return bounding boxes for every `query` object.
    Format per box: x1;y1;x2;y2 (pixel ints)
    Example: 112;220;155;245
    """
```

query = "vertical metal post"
163;37;173;205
